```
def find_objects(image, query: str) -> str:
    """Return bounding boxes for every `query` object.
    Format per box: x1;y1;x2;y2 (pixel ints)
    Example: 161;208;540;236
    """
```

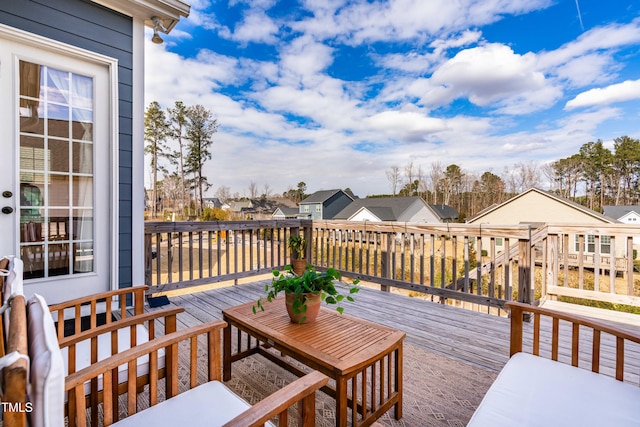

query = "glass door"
0;31;112;302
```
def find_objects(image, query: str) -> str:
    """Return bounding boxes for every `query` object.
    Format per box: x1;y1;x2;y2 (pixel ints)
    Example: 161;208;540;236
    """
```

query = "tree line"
144;101;218;218
385;136;640;220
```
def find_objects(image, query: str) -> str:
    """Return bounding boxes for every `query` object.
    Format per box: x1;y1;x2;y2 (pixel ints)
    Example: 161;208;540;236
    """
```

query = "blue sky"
145;0;640;198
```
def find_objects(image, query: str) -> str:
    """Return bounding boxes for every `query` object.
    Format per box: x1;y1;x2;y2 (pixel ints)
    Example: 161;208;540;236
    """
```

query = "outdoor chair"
45;286;185;424
26;295;330;427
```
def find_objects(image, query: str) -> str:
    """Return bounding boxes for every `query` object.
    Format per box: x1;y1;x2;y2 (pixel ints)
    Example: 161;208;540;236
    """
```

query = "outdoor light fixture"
151;16;167;44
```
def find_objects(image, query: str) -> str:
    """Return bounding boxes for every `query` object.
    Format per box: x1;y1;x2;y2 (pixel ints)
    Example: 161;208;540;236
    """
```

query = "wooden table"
223;297;405;427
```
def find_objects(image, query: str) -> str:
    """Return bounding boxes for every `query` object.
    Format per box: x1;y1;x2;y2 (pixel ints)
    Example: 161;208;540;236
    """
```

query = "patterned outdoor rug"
223;342;497;427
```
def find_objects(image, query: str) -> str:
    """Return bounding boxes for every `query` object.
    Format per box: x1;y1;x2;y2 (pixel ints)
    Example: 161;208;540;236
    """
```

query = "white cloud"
230;9;279;44
565;80;640;109
420;43;561;113
366;110;447;142
295;0;551;44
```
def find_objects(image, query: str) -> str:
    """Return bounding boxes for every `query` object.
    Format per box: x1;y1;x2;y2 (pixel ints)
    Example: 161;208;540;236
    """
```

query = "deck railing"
144;220;304;293
144;220;640;312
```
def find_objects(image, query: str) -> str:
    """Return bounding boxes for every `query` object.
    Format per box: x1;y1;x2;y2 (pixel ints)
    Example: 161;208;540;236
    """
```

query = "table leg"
223;319;232;381
335;376;348;427
394;343;403;420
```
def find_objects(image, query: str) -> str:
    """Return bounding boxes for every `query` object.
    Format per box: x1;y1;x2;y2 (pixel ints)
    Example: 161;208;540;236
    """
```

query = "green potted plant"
288;233;308;275
253;265;359;323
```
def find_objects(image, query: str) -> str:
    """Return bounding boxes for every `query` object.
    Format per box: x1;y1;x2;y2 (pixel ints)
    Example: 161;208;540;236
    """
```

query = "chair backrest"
1;257;25;353
0;256;29;427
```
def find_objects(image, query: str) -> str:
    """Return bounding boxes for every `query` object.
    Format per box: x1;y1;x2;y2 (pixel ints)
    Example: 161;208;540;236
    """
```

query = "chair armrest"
507;301;640;380
49;286;150;340
66;320;227;427
57;307;184;349
223;370;329;427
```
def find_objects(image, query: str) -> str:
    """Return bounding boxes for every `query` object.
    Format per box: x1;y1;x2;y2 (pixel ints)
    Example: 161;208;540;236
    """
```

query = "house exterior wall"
468;191;610;225
468;190;624;257
350;209;381;222
323;192;353;219
0;0;135;289
398;201;441;223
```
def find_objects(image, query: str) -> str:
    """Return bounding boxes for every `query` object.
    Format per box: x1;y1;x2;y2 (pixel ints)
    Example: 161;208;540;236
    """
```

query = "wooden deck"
160;279;640;377
161;280;513;373
142;279;640;425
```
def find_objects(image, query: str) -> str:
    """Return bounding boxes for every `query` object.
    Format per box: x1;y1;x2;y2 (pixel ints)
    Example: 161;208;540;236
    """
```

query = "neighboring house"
0;0;189;303
603;206;640;225
603;206;640;246
203;197;230;210
333;196;458;223
228;200;253;219
272;206;300;219
298;190;355;220
467;188;620;255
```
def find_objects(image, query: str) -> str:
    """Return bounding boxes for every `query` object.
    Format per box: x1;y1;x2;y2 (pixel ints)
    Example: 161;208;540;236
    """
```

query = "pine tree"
185;104;218;215
144;101;170;218
167;101;190;217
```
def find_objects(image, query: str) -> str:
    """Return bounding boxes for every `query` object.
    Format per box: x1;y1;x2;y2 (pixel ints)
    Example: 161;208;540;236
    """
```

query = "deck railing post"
517;226;532;321
144;232;153;287
380;233;391;292
301;220;313;263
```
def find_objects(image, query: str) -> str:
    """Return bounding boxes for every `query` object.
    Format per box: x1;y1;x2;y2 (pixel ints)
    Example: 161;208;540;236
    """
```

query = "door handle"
1;206;13;214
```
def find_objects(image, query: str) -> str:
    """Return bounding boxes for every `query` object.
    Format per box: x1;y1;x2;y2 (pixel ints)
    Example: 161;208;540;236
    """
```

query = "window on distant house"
574;234;611;254
303;206;309;212
316;205;321;212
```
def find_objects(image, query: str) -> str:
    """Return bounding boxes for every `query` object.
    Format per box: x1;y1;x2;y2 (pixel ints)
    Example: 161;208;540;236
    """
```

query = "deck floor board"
151;279;640;378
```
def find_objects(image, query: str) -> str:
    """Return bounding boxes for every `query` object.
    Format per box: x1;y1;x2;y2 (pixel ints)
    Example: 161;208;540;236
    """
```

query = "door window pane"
18;60;95;279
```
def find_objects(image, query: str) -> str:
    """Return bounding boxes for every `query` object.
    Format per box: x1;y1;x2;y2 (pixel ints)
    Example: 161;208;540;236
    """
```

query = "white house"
333;196;458;223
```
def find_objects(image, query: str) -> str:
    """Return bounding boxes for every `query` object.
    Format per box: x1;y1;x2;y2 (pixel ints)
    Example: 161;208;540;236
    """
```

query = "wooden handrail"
57;307;184;349
507;301;640;381
49;286;149;340
223;370;329;427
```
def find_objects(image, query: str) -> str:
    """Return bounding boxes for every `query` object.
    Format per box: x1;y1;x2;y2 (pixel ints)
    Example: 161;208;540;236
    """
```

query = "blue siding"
324;193;354;219
0;0;135;289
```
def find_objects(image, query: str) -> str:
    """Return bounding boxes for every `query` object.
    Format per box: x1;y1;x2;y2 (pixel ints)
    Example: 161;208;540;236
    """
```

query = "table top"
223;297;406;375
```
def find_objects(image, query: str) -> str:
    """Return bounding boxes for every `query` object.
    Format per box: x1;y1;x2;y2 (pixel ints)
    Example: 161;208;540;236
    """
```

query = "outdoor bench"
468;301;640;427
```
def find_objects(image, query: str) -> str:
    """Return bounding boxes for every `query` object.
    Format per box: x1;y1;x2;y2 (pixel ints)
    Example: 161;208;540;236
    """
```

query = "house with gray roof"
603;206;640;224
272;206;300;219
334;196;458;223
603;206;640;246
298;189;355;219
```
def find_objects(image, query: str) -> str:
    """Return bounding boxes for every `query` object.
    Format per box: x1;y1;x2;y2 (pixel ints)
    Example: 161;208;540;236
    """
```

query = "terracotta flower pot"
292;259;307;276
285;292;321;323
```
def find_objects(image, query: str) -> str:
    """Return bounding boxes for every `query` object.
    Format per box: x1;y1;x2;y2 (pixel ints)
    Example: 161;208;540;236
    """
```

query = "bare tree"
215;185;231;203
248;181;259;199
262;183;272;198
512;161;541;193
540;162;557;191
404;160;415;193
428;161;444;203
386;165;401;196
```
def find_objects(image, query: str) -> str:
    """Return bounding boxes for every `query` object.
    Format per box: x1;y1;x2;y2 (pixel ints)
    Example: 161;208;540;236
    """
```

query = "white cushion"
111;380;275;427
60;324;164;394
27;294;65;427
468;352;640;427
